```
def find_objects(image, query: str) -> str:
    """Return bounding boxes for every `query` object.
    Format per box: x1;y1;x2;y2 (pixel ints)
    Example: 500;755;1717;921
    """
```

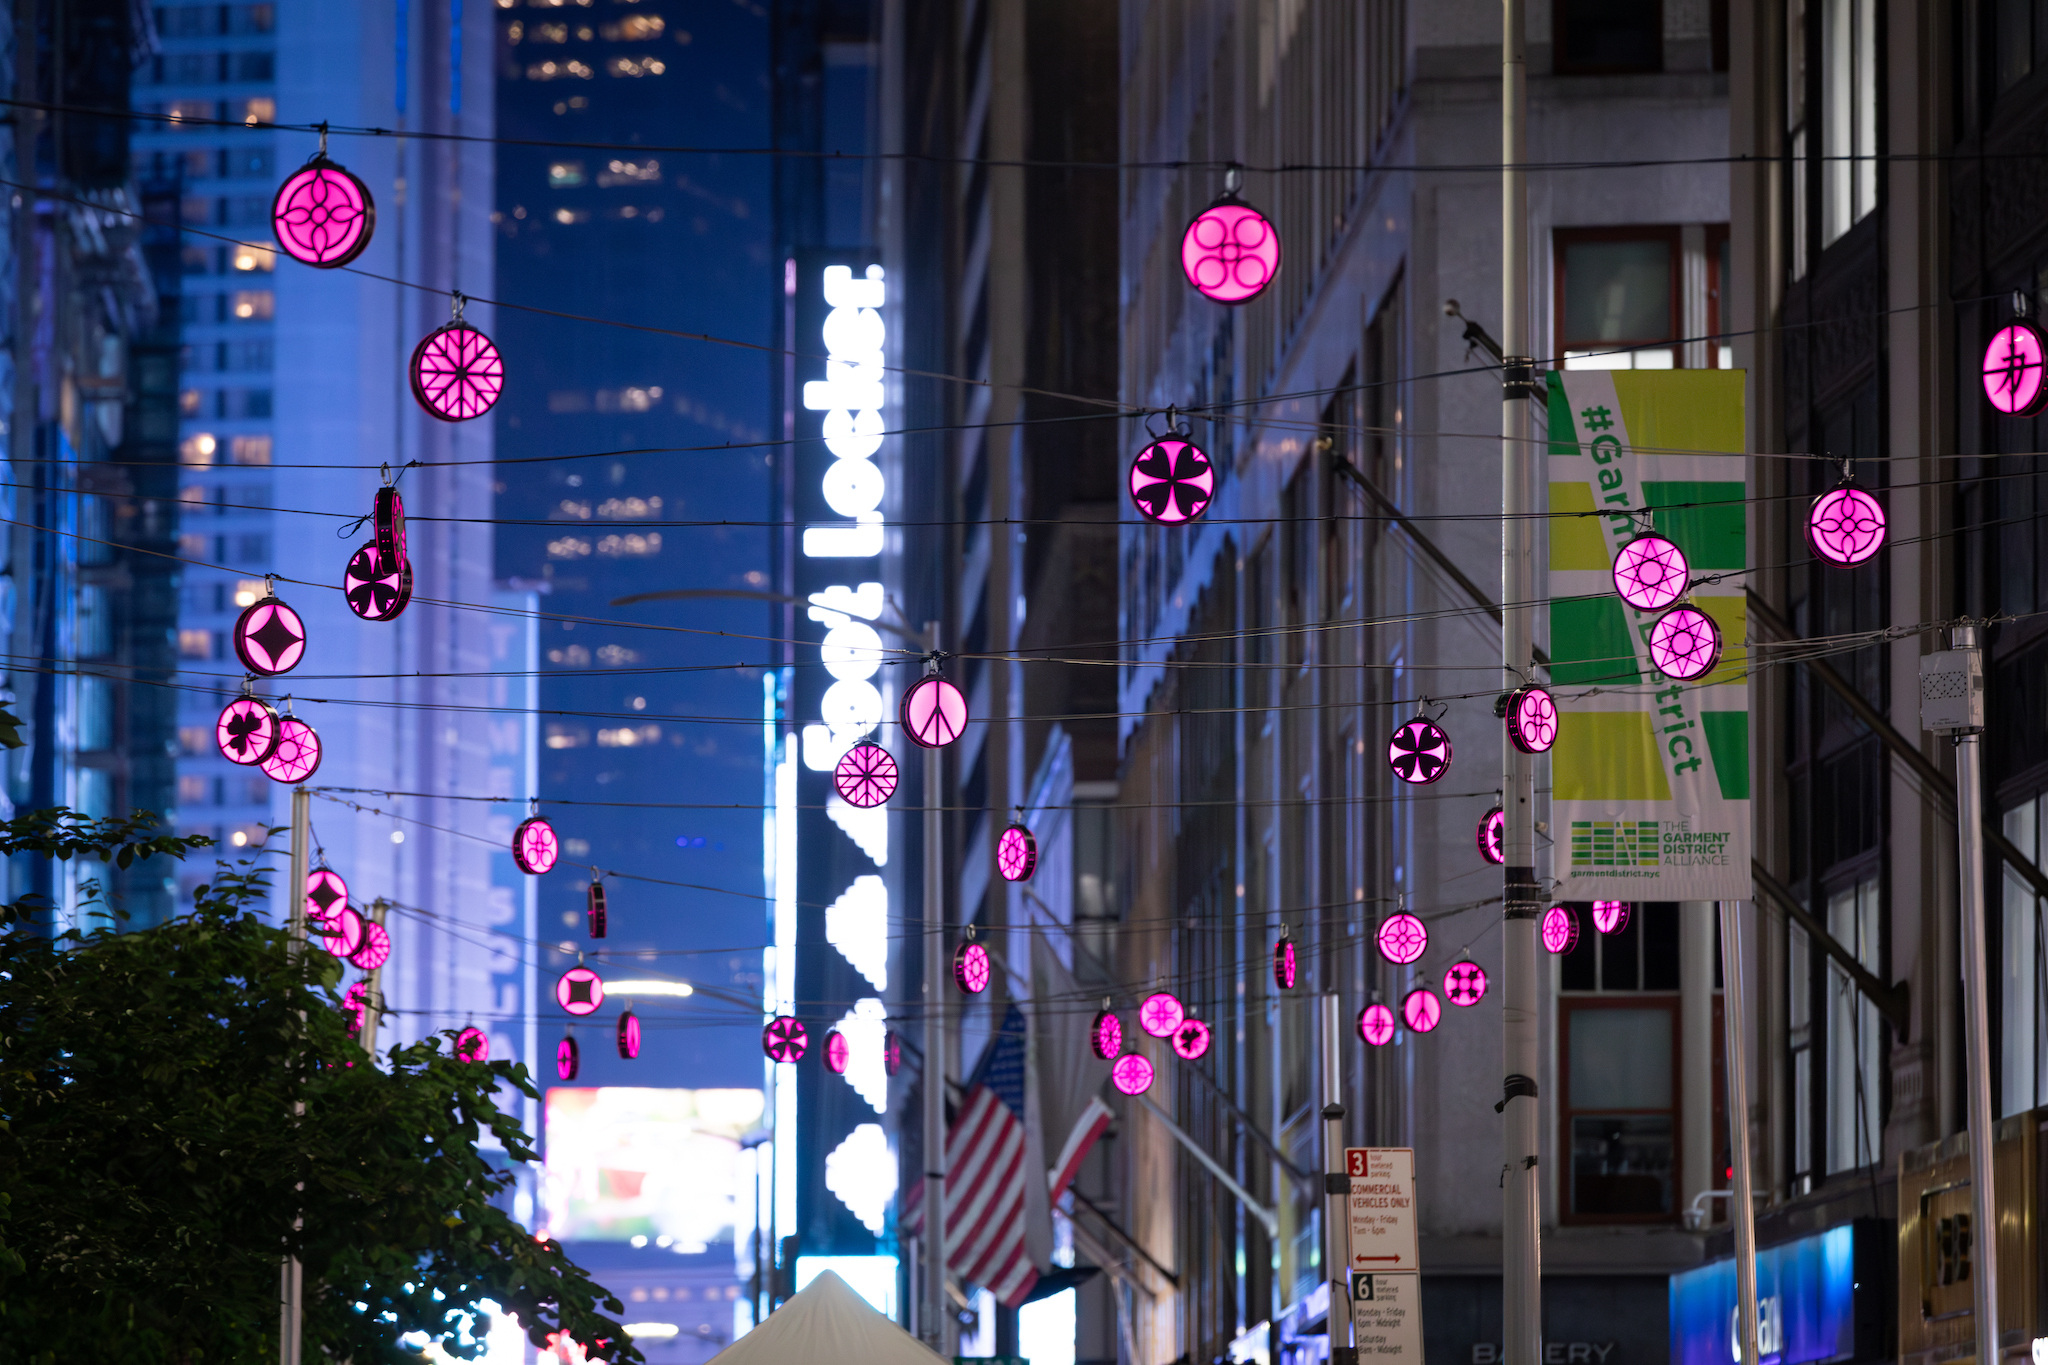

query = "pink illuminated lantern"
824;1029;850;1075
455;1026;489;1063
271;156;376;268
1443;961;1488;1007
375;486;407;571
1592;900;1631;935
1171;1017;1213;1061
232;597;306;676
557;1035;579;1081
901;674;968;749
1612;534;1691;612
953;940;992;995
1357;1003;1396;1047
1984;320;2048;417
1127;437;1216;525
1139;991;1186;1039
1110;1052;1156;1096
1273;935;1298;991
1387;717;1453;785
617;1010;641;1060
1505;686;1558;755
1376;912;1428;966
261;718;323;784
217;696;282;767
342;981;370;1038
348;919;391;972
555;966;605;1016
1806;485;1886;567
1477;806;1506;865
410;321;505;422
1648;605;1721;682
1090;1008;1123;1060
587;881;607;938
513;815;560;875
1181;197;1281;304
884;1031;903;1076
763;1015;808;1063
1541;905;1581;956
343;542;411;621
997;822;1038;883
1402;989;1442;1035
833;739;898;808
304;867;347;926
321;905;366;960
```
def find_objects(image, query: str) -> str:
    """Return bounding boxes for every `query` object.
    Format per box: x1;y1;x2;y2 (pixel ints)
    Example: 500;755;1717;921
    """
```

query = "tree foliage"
0;810;640;1363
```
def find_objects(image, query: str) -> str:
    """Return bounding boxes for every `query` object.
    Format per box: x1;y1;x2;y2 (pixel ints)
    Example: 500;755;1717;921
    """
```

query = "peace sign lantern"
410;297;504;422
304;867;347;925
833;739;898;808
763;1016;808;1063
1127;434;1216;525
1505;685;1557;755
1387;715;1452;785
1180;170;1280;305
997;821;1038;883
233;594;306;676
1139;991;1185;1039
1984;319;2048;417
1807;483;1886;567
271;146;375;268
217;695;282;766
343;542;412;621
262;717;323;784
901;667;968;749
1402;988;1443;1035
513;813;559;875
1612;533;1690;612
1648;605;1722;681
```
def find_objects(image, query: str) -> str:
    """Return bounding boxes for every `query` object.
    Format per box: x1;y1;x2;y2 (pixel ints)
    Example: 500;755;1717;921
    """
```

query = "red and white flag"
902;1083;1039;1308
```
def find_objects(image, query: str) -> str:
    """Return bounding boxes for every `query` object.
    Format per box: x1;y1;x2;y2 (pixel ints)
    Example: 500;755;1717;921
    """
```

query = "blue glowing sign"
1669;1225;1856;1365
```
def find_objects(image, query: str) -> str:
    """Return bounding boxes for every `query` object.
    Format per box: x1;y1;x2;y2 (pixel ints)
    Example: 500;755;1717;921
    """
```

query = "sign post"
1344;1148;1421;1361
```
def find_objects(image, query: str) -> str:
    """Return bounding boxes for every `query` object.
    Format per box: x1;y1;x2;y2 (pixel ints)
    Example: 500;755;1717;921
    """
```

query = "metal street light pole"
1322;994;1356;1365
921;621;950;1355
1718;901;1761;1365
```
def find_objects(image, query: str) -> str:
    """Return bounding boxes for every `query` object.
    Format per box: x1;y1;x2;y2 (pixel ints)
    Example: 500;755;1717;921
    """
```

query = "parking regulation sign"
1344;1147;1419;1272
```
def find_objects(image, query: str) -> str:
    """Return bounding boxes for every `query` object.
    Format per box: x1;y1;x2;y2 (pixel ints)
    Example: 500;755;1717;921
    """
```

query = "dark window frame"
1553;225;1683;364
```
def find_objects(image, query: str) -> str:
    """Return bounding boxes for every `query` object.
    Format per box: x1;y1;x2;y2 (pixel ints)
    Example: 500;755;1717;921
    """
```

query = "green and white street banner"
1546;370;1752;902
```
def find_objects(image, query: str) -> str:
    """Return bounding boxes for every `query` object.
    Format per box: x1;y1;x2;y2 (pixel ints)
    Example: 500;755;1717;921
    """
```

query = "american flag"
903;1007;1039;1308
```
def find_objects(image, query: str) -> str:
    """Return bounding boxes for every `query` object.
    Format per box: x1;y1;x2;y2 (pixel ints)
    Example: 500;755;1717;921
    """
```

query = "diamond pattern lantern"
1090;1007;1123;1060
1387;716;1452;785
1612;534;1690;612
1376;911;1428;966
1402;988;1443;1035
216;696;282;767
343;542;412;622
348;919;390;972
763;1015;808;1063
1506;685;1558;755
410;308;504;422
953;940;991;995
321;905;366;960
1648;606;1721;682
262;718;323;784
618;1010;641;1060
233;595;306;676
1541;904;1581;956
557;1034;579;1081
1139;991;1185;1039
1171;1017;1212;1061
1110;1053;1155;1096
1807;484;1886;567
1443;961;1488;1007
824;1029;850;1075
1127;436;1216;525
587;881;608;938
455;1026;489;1063
555;965;605;1016
1273;934;1297;991
1592;900;1630;935
1181;190;1281;304
997;821;1038;883
304;867;347;926
1357;1003;1396;1047
901;672;968;749
513;814;559;875
1477;805;1506;865
271;152;375;268
833;739;898;808
1984;320;2048;417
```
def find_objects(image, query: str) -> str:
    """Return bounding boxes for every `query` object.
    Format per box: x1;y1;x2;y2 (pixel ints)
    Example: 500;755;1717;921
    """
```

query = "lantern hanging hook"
2015;289;2032;321
262;572;278;599
239;674;256;699
279;694;296;719
1838;454;1854;485
920;649;948;677
317;121;328;159
528;797;541;817
963;922;977;943
1223;161;1243;196
451;290;466;324
1277;919;1290;941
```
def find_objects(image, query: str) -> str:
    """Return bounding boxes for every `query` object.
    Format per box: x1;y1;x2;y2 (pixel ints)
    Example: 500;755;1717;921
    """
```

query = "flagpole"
921;620;950;1355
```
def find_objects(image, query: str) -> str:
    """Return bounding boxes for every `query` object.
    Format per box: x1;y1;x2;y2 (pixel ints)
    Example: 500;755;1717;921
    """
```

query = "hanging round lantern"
1648;605;1722;681
1505;686;1558;755
1541;905;1581;955
1171;1017;1212;1061
901;672;968;749
1386;716;1452;785
824;1029;850;1075
348;919;391;972
1592;900;1631;935
1090;1007;1123;1060
618;1010;641;1060
1807;484;1886;567
1139;991;1185;1039
1273;933;1298;991
1357;1003;1396;1047
587;881;608;938
374;486;408;570
883;1031;903;1076
1612;534;1691;612
556;1034;579;1081
261;717;323;785
304;866;348;926
763;1015;808;1063
1376;911;1428;966
455;1026;489;1063
997;821;1038;883
833;739;898;808
953;939;992;995
410;317;505;422
1983;319;2048;416
321;904;366;960
1180;193;1281;304
1110;1052;1155;1096
216;696;282;767
1402;988;1443;1035
513;814;560;875
271;153;376;268
1443;961;1488;1007
1477;806;1506;865
1127;436;1216;526
342;981;370;1038
232;595;307;676
556;965;605;1016
343;541;411;621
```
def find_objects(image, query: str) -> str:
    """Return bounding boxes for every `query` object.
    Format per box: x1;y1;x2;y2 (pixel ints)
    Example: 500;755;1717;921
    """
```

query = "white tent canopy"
705;1271;947;1365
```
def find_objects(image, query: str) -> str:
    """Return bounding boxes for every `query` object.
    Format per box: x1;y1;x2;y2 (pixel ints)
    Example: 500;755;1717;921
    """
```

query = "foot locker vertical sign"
1345;1148;1422;1361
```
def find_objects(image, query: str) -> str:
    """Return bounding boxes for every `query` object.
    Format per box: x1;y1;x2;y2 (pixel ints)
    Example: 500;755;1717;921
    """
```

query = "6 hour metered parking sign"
1351;1272;1423;1361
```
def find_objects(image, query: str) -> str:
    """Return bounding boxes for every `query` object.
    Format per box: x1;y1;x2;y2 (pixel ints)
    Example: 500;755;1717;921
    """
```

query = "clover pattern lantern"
1477;806;1506;866
1139;991;1185;1039
825;1029;850;1075
953;941;992;995
343;542;411;622
1127;439;1216;525
321;905;365;960
1273;937;1298;991
1612;534;1691;612
1648;606;1722;682
1171;1018;1212;1061
1357;1003;1396;1047
901;675;968;749
348;920;391;972
1110;1053;1155;1097
455;1026;489;1063
1507;686;1558;755
513;815;559;875
1090;1009;1123;1060
763;1016;808;1063
555;966;605;1017
1984;322;2048;417
1443;961;1488;1007
1807;486;1887;567
1541;905;1581;956
557;1035;579;1081
217;697;282;767
261;718;323;785
410;323;505;422
1387;718;1452;785
1180;200;1281;304
1376;912;1428;966
271;159;375;268
233;598;306;676
833;740;898;808
1592;900;1631;935
304;867;348;926
997;822;1038;883
618;1011;641;1060
1402;989;1443;1035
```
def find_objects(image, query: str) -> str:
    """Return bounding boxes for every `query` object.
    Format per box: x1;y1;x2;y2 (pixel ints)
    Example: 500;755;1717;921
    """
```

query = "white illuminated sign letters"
802;264;887;558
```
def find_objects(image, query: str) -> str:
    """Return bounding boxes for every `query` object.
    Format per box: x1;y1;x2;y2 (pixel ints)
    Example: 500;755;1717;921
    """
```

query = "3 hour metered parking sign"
1345;1147;1419;1272
1351;1271;1423;1361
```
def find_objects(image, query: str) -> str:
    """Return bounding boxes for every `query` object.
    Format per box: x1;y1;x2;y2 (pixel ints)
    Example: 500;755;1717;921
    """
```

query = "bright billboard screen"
542;1087;764;1246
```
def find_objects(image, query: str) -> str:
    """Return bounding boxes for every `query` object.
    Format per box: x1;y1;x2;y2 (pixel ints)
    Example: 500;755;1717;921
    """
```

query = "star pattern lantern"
1612;534;1691;612
455;1026;489;1063
1648;605;1722;682
833;739;898;808
217;696;282;766
1592;900;1631;935
410;312;505;422
1984;320;2048;417
261;718;323;784
1181;191;1281;304
1506;686;1558;755
1171;1017;1212;1061
1807;485;1887;567
997;822;1038;883
1541;905;1581;956
321;905;366;960
1357;1003;1396;1047
1387;716;1453;785
513;814;560;875
1376;911;1428;966
1110;1053;1156;1097
271;153;376;268
763;1015;808;1064
374;486;408;571
1443;961;1488;1007
304;867;347;926
556;1035;579;1081
1139;991;1186;1039
586;881;608;938
901;672;968;748
343;542;412;621
1402;988;1443;1035
618;1010;641;1060
824;1029;850;1075
1090;1007;1123;1060
953;940;992;995
883;1031;903;1076
555;965;605;1016
1273;934;1298;991
1127;437;1216;525
348;919;391;972
232;596;307;676
1477;806;1506;865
